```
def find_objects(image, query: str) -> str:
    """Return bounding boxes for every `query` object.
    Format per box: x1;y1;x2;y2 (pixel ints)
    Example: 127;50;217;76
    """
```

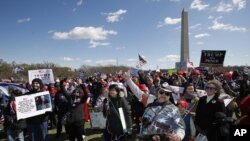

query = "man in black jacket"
26;78;49;141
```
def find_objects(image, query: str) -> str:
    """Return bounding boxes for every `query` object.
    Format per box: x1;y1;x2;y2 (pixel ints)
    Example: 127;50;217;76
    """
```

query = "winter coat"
54;89;70;115
195;95;226;141
103;96;132;135
4;100;26;130
66;89;88;126
140;101;185;140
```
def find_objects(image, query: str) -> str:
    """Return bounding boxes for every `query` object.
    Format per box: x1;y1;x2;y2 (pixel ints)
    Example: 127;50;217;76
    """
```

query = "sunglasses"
205;86;217;90
159;90;171;96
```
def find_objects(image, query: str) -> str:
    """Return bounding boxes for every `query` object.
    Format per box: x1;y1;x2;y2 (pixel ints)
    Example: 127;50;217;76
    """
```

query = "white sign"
219;93;234;107
89;111;106;129
118;107;127;132
196;89;207;97
170;86;184;94
169;86;184;104
28;69;55;84
169;86;233;107
16;91;52;120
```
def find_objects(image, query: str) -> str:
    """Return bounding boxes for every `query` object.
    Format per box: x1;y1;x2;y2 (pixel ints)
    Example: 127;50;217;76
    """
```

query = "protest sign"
15;91;52;120
169;86;184;104
128;68;139;77
119;107;127;132
200;50;226;67
196;89;207;97
169;85;232;107
170;86;184;94
89;111;106;129
28;69;54;84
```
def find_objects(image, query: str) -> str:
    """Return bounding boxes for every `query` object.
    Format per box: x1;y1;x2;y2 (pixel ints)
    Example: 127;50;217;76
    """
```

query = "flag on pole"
12;66;24;74
156;65;160;72
137;54;147;68
187;61;194;68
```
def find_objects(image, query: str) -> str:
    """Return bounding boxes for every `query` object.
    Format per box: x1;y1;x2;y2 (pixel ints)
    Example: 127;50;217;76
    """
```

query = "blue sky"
0;0;249;69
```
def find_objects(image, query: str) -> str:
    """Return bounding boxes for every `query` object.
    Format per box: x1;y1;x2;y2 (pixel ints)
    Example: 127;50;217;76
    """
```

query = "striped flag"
187;61;194;68
137;54;147;68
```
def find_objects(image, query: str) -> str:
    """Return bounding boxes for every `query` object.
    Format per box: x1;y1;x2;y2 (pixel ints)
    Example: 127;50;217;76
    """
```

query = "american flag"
137;54;147;68
187;61;194;68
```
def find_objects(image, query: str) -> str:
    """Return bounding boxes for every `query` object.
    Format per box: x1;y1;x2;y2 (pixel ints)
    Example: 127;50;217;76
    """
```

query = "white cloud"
164;17;181;25
127;58;136;62
158;17;181;27
88;40;110;48
208;16;214;20
52;26;117;41
105;9;127;23
190;24;201;29
233;0;246;10
216;2;233;12
216;0;246;13
83;59;92;63
17;17;31;23
194;33;210;38
95;59;117;66
190;0;209;11
158;55;180;62
62;57;80;61
209;19;247;32
77;0;83;6
197;41;204;45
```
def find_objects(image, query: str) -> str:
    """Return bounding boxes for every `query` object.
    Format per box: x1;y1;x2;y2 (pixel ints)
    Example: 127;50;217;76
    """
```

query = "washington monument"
176;8;189;70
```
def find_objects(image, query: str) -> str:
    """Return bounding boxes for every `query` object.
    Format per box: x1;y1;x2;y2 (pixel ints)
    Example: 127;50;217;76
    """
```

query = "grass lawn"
0;121;103;141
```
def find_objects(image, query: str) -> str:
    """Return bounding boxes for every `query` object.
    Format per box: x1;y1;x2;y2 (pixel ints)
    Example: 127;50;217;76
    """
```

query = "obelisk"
176;8;189;70
181;8;189;64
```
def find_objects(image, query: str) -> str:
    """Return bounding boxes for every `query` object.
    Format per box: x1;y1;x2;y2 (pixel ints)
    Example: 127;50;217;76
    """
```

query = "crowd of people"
0;68;250;141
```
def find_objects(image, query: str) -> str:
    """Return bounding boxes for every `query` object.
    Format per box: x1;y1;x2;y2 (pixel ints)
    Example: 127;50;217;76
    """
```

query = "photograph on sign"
15;91;52;120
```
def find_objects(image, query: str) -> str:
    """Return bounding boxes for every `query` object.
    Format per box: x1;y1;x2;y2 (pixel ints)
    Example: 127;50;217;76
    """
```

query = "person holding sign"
25;78;49;141
103;84;133;141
